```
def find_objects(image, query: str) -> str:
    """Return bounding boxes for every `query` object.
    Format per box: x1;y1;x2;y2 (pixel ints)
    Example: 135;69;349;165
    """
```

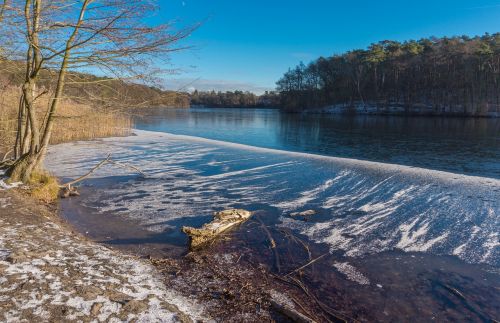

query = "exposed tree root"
6;153;39;183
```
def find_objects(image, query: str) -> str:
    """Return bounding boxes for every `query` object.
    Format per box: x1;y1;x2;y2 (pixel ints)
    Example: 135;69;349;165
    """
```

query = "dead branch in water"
280;228;312;261
272;273;353;323
59;153;145;193
285;253;327;277
255;215;281;273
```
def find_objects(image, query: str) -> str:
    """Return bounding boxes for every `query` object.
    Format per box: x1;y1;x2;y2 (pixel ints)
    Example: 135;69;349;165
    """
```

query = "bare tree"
0;0;194;182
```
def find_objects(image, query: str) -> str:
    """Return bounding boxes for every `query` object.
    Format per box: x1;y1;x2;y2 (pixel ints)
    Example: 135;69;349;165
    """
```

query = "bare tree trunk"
6;0;43;182
14;94;24;159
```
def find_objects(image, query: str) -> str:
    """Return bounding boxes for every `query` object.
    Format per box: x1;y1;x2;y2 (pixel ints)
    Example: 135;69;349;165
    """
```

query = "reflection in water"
134;108;500;179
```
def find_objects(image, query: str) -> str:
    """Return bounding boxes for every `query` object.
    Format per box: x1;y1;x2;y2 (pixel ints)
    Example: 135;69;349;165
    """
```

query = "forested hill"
277;33;500;117
0;60;190;109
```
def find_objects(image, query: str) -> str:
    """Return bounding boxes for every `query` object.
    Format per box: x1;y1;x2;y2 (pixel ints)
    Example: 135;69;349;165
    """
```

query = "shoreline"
299;104;500;118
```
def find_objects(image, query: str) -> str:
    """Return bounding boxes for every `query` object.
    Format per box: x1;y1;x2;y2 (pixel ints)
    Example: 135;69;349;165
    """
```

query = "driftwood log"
182;209;252;249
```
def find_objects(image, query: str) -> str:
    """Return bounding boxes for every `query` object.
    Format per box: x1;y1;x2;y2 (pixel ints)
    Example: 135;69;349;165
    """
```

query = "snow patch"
0;180;23;191
333;262;370;285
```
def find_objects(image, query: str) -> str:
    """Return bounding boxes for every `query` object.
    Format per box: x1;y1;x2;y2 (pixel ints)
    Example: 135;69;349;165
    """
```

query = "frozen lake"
46;109;500;321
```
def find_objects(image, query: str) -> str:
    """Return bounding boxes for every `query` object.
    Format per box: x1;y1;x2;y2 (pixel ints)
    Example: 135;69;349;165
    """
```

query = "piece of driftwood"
182;209;252;249
270;299;318;323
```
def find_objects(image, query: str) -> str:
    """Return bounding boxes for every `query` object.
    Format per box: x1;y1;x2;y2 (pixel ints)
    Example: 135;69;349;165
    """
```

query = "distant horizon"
157;0;500;94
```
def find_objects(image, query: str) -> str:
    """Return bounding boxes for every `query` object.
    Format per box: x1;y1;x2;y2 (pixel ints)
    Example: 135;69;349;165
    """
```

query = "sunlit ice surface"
47;130;500;267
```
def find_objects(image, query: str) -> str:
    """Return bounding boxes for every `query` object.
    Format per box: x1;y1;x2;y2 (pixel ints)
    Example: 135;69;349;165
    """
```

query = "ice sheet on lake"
46;130;500;266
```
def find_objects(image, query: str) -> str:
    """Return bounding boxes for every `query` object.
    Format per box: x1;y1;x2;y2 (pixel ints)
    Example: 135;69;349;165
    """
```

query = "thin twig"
285;253;327;277
107;159;146;176
1;149;13;162
281;228;312;261
291;296;320;323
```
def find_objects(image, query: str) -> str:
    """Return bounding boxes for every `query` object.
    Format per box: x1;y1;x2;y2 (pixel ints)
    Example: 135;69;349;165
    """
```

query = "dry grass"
0;85;132;157
0;86;19;158
28;171;60;203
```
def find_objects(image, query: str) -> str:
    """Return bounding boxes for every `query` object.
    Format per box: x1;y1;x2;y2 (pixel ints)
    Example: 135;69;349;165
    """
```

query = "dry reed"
0;86;132;157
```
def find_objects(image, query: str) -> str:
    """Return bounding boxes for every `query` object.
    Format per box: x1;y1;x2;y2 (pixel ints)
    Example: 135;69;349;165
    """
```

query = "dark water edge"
297;103;500;118
60;190;500;322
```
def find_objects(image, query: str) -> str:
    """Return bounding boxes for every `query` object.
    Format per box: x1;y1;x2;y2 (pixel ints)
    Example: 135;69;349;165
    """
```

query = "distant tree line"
190;90;280;108
277;33;500;116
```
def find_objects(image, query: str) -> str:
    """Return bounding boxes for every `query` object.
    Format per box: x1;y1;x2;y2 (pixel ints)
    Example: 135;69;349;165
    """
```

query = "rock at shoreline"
182;209;252;250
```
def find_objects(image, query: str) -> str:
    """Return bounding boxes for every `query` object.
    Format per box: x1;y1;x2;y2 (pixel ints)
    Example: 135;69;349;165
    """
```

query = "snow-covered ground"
0;191;206;322
46;130;500;266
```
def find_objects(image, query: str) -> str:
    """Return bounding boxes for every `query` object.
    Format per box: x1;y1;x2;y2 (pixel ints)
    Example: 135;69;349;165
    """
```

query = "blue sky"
157;0;500;94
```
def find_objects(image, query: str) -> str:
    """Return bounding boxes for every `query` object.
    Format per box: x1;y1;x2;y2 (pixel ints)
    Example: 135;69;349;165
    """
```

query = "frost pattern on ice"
46;130;500;266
